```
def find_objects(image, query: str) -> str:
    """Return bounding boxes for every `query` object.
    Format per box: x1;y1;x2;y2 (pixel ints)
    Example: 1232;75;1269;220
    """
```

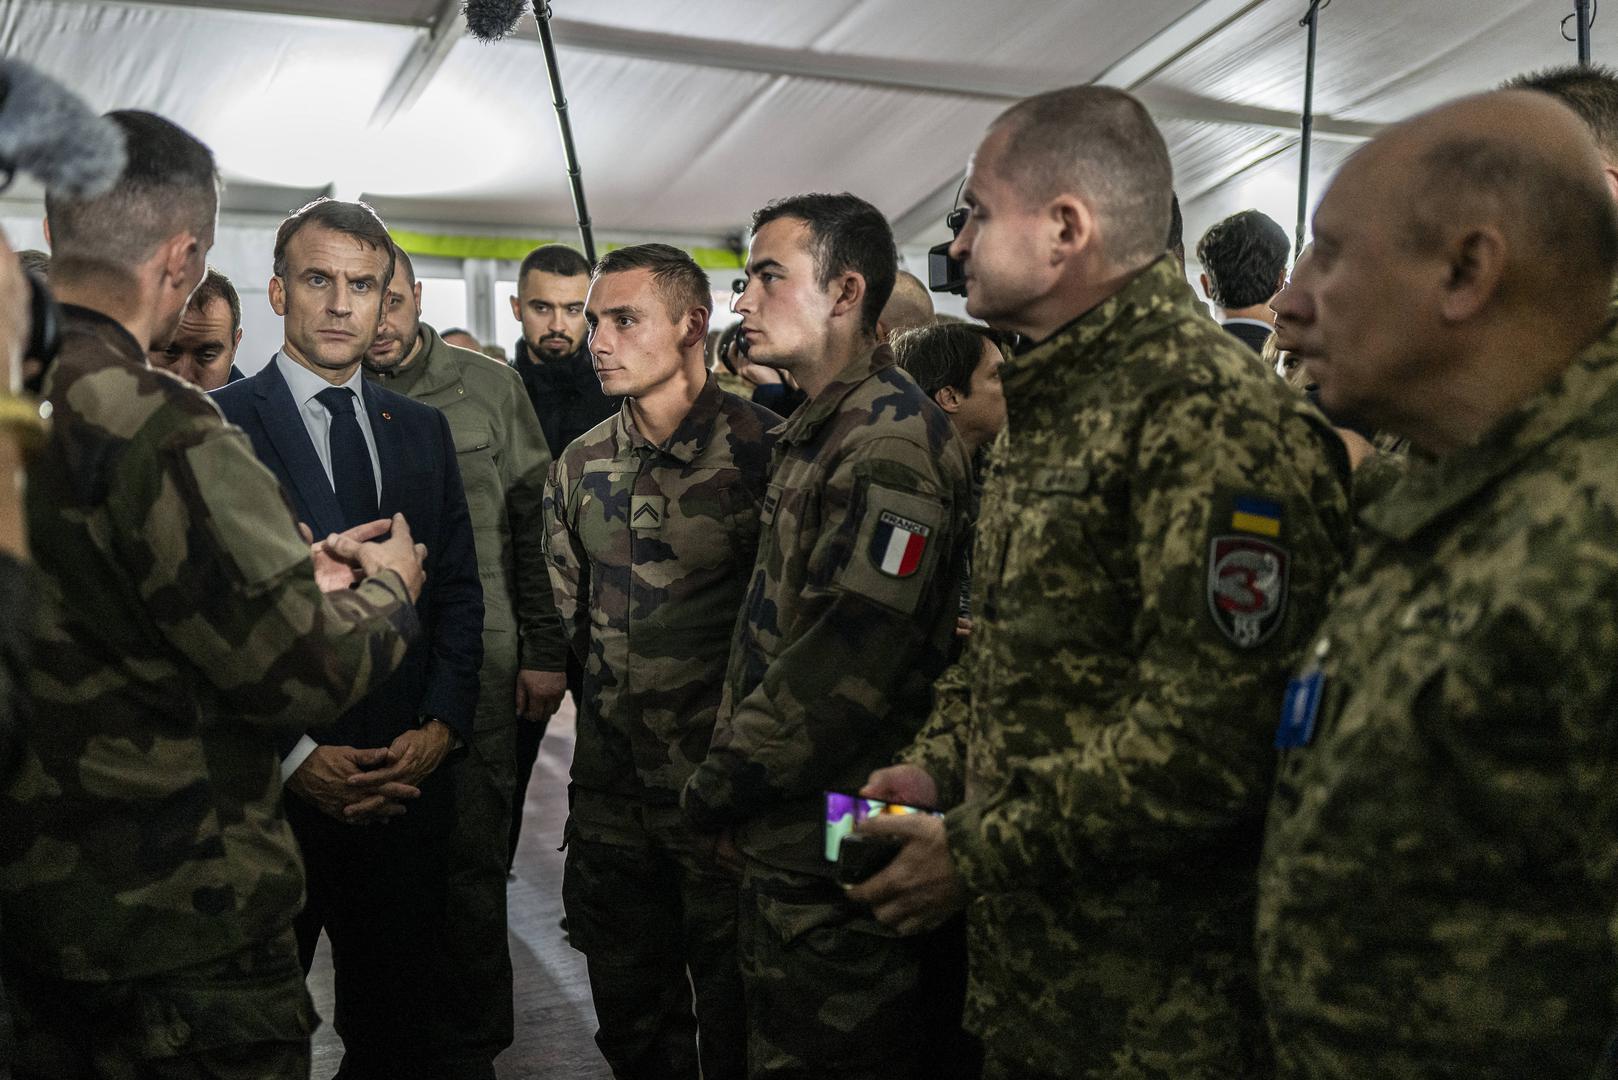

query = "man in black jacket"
507;243;619;863
510;244;618;457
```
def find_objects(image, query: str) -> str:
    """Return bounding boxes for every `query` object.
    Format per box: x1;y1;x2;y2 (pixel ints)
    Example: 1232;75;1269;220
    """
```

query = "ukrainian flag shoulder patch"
1231;495;1283;538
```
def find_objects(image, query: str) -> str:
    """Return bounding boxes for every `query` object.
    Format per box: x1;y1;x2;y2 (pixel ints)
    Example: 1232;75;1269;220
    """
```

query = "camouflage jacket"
0;554;29;782
1257;332;1618;1079
368;322;566;677
899;257;1353;1076
543;376;777;830
0;305;417;982
683;345;973;876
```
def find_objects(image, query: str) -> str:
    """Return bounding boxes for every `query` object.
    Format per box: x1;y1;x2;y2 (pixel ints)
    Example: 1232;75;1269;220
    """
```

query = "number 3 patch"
1207;536;1290;648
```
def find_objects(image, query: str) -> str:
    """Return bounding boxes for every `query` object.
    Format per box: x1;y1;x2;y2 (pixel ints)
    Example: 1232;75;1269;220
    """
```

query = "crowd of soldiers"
0;50;1615;1080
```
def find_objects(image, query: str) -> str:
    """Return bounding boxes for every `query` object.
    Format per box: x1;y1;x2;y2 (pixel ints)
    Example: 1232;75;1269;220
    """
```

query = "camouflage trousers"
737;860;979;1080
980;1054;1065;1080
3;929;314;1080
562;796;745;1080
427;656;520;1074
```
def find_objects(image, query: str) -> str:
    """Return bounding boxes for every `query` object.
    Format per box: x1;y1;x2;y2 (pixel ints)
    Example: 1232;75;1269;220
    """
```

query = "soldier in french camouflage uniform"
0;224;40;1070
1257;92;1618;1079
0;223;36;780
0;110;427;1080
365;245;567;1075
681;195;975;1079
853;87;1352;1080
544;245;775;1080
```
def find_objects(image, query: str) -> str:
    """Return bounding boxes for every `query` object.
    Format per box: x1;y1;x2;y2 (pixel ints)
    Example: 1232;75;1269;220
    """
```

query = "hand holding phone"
835;833;901;886
836;791;965;935
824;789;942;873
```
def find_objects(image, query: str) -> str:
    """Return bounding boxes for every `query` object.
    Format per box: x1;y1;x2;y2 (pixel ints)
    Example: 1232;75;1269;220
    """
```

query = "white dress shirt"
275;350;385;782
274;350;383;495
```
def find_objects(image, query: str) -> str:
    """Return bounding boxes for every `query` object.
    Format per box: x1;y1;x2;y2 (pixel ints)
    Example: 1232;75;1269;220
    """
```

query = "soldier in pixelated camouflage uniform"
0;109;422;1080
545;245;778;1080
1258;92;1618;1080
682;194;975;1079
857;88;1353;1080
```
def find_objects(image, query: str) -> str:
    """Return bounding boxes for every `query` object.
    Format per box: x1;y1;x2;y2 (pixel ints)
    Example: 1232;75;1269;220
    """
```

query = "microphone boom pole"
1295;0;1325;258
534;1;597;264
1575;0;1594;65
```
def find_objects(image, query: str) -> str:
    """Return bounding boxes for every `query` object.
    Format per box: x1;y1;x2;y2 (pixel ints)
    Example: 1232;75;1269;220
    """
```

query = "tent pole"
535;0;597;263
1575;0;1594;65
1295;0;1325;258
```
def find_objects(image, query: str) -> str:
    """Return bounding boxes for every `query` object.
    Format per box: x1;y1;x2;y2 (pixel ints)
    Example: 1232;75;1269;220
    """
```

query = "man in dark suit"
213;198;483;1080
1196;209;1291;356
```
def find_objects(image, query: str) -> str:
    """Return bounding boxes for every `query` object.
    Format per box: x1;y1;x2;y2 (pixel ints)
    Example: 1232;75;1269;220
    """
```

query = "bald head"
878;270;935;339
1289;90;1618;454
988;86;1173;266
1366;91;1616;294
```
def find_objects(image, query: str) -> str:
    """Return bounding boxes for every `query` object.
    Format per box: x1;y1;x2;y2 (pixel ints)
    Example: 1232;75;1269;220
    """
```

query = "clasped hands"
287;721;455;826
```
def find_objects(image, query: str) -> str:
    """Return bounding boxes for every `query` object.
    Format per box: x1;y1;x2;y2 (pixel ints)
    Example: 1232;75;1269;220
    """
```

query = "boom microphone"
0;61;125;199
464;0;530;43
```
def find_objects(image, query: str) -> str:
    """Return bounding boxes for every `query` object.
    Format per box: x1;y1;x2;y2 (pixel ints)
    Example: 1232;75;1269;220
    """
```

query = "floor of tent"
307;702;613;1079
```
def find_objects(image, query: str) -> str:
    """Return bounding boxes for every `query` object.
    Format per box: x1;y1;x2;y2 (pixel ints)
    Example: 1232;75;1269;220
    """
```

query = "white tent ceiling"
2;0;1615;255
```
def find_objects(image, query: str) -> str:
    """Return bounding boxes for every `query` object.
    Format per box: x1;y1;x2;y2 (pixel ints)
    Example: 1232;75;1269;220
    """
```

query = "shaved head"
1503;64;1618;167
1287;90;1618;452
878;270;935;339
988;86;1173;265
1369;90;1617;292
392;245;417;287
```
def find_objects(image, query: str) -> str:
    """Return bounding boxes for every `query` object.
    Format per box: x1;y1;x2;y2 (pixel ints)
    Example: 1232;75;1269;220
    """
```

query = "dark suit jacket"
212;359;483;754
1221;319;1273;355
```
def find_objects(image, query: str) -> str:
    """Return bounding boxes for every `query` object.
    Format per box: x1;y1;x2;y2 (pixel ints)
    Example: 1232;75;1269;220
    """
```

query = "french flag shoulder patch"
870;510;932;578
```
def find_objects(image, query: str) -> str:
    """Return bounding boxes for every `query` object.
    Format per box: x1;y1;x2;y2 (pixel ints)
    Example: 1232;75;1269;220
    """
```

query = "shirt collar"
60;304;145;364
1002;256;1195;399
777;343;894;446
276;350;366;410
370;323;448;396
615;372;725;465
1360;327;1618;541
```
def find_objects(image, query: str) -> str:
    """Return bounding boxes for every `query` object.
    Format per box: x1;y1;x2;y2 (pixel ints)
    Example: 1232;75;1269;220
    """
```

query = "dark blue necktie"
315;386;379;529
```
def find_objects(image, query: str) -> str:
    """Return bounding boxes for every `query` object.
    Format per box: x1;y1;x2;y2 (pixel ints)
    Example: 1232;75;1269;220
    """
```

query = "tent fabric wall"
3;0;1612;305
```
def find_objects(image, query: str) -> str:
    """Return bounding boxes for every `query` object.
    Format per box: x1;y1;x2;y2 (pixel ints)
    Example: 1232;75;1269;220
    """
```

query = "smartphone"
835;833;901;886
823;790;942;864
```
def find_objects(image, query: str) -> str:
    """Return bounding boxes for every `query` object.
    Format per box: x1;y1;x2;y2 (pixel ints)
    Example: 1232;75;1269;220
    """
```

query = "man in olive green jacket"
366;246;568;1077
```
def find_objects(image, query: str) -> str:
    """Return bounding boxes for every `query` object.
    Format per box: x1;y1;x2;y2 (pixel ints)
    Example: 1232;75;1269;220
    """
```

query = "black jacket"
514;341;619;459
1220;319;1273;355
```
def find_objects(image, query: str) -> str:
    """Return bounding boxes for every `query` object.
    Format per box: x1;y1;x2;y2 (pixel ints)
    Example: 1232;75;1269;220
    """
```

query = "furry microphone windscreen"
0;61;126;198
463;0;530;43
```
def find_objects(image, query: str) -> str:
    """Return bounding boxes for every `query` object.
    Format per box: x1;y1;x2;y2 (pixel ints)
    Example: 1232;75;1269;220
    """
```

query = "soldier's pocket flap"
754;890;900;956
122;934;316;1058
183;433;307;594
1025;463;1092;496
452;419;494;455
